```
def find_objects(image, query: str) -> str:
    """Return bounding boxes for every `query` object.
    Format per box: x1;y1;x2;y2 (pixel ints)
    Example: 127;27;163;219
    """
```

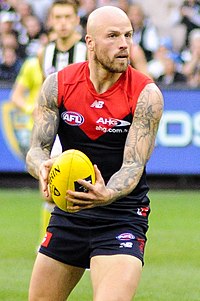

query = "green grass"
135;190;200;301
0;189;199;300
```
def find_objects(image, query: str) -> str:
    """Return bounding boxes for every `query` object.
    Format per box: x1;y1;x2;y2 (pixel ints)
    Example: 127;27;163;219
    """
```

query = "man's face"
93;23;133;73
50;4;79;39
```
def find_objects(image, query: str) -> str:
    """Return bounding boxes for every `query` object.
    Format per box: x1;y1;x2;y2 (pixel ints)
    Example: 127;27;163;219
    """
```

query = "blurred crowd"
0;0;200;88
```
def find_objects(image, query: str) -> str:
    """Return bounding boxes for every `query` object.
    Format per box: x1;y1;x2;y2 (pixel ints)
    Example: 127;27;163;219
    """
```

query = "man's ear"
85;34;94;51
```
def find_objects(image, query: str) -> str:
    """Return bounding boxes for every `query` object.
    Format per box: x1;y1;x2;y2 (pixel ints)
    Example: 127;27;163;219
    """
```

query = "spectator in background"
0;32;17;61
156;54;187;86
13;0;34;45
0;5;43;59
130;42;150;77
2;0;20;11
182;28;200;87
26;0;53;25
96;0;130;13
114;0;130;13
148;37;183;81
79;0;96;37
14;0;33;21
0;32;26;61
127;3;159;62
0;9;18;35
0;0;10;10
180;0;200;47
20;14;46;57
0;47;22;81
39;0;87;79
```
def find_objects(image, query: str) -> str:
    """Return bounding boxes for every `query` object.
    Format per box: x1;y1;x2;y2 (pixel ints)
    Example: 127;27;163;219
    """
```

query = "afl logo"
61;111;84;126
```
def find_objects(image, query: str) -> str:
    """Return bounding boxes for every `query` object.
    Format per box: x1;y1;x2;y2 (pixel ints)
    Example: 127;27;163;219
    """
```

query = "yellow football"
48;149;95;212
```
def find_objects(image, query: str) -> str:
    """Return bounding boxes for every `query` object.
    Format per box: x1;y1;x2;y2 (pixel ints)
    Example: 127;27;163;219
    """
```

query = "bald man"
27;6;163;301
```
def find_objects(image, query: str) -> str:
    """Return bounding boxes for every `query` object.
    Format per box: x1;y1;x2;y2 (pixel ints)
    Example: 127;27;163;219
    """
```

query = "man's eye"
108;34;117;38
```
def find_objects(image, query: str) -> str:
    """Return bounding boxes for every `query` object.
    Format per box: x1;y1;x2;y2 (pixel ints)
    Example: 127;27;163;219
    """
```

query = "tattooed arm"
106;83;163;201
26;72;59;180
66;83;163;212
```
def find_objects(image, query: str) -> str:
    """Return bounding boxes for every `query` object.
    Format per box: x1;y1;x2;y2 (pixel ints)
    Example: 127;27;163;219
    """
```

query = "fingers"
66;193;93;205
65;165;111;212
75;179;95;192
39;159;54;198
66;194;93;213
40;179;49;198
94;164;104;183
67;204;93;213
66;190;93;203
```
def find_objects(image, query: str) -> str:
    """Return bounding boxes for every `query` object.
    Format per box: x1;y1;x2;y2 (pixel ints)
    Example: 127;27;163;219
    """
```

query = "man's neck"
88;61;122;94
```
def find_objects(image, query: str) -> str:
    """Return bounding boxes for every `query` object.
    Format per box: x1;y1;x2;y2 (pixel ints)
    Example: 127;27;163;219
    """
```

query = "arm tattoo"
107;83;164;201
26;73;59;179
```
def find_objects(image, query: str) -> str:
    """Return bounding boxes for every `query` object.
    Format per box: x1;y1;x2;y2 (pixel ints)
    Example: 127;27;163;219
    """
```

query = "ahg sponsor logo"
96;117;130;134
96;117;130;127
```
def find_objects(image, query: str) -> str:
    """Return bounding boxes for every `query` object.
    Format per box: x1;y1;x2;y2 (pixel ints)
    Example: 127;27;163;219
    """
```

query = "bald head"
87;6;132;36
85;6;133;75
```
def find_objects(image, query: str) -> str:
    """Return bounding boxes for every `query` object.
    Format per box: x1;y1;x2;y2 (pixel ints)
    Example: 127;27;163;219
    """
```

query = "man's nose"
119;36;128;48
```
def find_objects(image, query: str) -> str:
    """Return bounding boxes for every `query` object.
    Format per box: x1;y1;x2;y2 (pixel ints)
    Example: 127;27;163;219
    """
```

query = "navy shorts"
39;207;150;269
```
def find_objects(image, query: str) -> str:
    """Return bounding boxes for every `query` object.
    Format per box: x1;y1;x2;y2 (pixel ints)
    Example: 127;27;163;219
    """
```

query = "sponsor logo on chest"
61;110;131;135
96;117;130;127
90;100;104;108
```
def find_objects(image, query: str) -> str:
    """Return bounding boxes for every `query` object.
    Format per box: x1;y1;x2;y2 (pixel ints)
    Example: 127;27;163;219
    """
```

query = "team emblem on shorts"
116;233;135;241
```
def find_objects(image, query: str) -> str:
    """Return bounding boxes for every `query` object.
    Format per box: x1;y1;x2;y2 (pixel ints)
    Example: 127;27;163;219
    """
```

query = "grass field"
0;189;199;300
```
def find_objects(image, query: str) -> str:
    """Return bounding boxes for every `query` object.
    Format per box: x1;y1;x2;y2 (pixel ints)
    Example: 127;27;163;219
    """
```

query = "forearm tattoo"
26;73;59;179
107;83;163;201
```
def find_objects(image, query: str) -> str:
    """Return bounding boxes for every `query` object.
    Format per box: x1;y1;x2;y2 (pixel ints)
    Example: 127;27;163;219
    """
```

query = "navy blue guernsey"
56;61;153;220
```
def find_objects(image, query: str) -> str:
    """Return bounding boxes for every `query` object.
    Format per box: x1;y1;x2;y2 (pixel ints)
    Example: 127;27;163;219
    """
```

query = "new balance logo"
90;100;104;108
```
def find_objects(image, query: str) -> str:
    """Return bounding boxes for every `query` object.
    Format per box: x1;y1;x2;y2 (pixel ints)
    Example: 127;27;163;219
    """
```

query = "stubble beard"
94;52;128;73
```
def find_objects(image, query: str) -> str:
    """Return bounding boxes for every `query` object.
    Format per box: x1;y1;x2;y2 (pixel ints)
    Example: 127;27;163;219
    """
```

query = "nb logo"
119;242;133;248
90;100;104;109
